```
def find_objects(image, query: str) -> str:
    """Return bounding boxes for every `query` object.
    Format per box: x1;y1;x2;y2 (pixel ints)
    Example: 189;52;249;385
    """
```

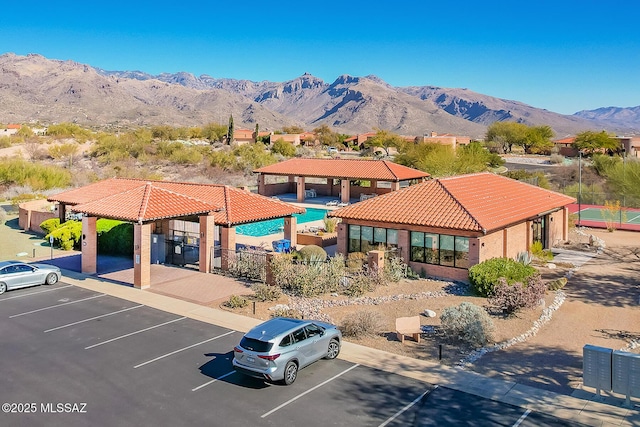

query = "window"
348;225;399;253
279;334;293;347
304;324;323;338
410;232;470;269
292;328;307;343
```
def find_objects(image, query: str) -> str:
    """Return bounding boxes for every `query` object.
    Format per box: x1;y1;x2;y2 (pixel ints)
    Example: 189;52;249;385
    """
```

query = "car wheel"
283;361;298;385
0;282;6;295
325;339;340;360
45;273;58;285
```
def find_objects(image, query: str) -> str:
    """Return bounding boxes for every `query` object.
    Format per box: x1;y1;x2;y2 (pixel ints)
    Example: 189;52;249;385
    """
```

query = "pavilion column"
297;176;305;202
81;216;97;275
390;181;400;191
284;216;297;248
340;179;350;203
336;223;347;255
220;226;236;271
370;180;378;195
133;222;151;289
58;203;66;223
562;207;569;241
199;214;215;274
397;230;409;263
257;174;266;196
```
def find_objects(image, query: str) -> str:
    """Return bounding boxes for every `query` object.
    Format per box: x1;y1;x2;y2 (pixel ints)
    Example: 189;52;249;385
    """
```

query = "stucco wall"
18;200;57;234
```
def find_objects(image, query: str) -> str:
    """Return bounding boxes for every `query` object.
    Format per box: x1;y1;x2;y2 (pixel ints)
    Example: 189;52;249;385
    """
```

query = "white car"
0;261;61;294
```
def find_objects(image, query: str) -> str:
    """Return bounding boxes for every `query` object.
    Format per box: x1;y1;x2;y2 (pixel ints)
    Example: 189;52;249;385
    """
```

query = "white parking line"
134;331;235;368
192;370;236;392
512;409;531;427
0;285;74;302
261;364;360;418
44;305;144;333
84;317;186;349
9;294;106;318
378;386;437;427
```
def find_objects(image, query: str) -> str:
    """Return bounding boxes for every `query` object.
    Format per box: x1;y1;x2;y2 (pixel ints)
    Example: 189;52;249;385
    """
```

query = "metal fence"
210;247;267;282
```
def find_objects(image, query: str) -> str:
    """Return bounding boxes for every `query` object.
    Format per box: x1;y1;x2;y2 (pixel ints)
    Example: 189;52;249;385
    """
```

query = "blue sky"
1;1;638;115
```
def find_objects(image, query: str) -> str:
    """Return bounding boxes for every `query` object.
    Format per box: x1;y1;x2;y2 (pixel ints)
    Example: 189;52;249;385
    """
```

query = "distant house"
1;124;21;136
616;136;640;158
553;137;577;157
417;131;472;150
269;133;302;146
230;128;256;145
329;172;575;282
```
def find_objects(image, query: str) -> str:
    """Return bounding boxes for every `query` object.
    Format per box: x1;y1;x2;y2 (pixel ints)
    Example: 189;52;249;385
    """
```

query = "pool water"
236;208;329;237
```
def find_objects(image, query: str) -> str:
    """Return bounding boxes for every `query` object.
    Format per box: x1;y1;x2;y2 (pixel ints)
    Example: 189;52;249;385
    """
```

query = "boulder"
423;309;437;318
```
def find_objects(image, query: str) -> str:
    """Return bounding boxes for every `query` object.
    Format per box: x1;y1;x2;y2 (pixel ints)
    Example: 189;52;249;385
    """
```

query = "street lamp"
578;151;582;226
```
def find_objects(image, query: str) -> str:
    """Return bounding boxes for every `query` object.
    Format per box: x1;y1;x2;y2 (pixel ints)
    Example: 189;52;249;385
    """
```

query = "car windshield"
239;337;273;353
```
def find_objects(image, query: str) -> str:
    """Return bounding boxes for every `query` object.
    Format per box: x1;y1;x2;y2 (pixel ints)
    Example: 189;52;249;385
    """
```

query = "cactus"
547;277;568;291
516;251;533;265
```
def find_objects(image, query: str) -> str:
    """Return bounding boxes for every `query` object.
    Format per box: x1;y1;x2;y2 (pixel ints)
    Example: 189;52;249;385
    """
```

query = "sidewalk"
59;269;639;427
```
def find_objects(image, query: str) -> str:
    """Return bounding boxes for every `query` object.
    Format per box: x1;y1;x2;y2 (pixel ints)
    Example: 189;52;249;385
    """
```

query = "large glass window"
410;232;470;269
349;225;399;253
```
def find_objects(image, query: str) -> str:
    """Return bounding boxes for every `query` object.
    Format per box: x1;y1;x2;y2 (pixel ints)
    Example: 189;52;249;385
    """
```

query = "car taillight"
258;354;280;361
234;346;243;353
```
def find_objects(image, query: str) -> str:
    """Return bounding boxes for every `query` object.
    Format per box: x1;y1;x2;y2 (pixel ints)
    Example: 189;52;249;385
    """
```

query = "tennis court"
568;203;640;232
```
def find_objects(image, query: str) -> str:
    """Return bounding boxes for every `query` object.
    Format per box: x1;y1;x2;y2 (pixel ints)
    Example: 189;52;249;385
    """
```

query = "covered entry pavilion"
48;178;304;289
254;158;430;203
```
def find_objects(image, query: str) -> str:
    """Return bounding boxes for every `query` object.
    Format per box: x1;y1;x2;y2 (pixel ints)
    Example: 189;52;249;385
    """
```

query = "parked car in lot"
233;317;342;385
0;261;61;294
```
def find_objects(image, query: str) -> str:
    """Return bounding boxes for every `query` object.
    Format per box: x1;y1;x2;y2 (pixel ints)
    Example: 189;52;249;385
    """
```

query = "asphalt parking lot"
0;281;587;427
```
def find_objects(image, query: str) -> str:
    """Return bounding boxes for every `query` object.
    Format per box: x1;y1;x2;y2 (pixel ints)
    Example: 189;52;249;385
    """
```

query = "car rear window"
239;337;273;353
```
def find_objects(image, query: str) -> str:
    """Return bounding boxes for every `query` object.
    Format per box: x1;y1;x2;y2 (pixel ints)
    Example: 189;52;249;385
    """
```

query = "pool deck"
235;193;347;255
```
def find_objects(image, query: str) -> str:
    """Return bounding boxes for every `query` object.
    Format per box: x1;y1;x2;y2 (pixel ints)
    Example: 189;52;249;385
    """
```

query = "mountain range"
1;53;638;138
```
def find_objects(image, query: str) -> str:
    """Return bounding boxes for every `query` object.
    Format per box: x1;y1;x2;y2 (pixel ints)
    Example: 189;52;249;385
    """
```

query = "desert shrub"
46;221;82;250
40;218;61;234
270;253;346;297
346;252;366;271
251;283;282;302
547;277;568;291
468;257;537;297
323;216;338;233
297;245;327;262
340;310;384;338
549;153;565;164
440;302;495;347
271;139;296;157
227;249;267;282
384;255;409;282
341;272;376;297
488;274;547;314
225;295;248;309
271;307;302;319
97;220;134;256
0;136;11;148
0;158;72;190
515;251;533;265
530;241;554;261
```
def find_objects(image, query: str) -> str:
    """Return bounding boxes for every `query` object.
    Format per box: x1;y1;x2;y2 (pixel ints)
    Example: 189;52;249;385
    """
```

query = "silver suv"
233;317;342;385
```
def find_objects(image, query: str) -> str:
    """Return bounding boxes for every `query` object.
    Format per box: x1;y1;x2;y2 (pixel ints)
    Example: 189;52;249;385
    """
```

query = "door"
304;324;328;361
532;216;547;248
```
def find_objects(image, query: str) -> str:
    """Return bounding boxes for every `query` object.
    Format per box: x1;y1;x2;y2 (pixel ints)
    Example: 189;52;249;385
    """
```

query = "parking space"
0;282;587;426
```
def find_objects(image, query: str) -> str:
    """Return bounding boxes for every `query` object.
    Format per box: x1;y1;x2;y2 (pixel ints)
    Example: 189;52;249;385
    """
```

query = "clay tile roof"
329;172;575;233
254;158;429;181
73;183;219;222
49;178;304;225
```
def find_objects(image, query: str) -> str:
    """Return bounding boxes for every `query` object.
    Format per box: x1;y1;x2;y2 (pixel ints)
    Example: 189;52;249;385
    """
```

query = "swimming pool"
236;207;329;237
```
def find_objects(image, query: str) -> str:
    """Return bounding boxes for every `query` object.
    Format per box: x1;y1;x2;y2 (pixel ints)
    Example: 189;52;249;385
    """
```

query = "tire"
45;273;58;285
325;339;340;360
0;282;6;295
282;361;298;385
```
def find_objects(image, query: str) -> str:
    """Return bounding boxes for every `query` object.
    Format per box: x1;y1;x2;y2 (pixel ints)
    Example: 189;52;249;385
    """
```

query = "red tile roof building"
329;173;575;282
254;158;429;203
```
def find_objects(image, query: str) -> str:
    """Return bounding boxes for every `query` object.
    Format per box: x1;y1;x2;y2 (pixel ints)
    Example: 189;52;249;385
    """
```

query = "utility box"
583;344;613;394
613;350;640;405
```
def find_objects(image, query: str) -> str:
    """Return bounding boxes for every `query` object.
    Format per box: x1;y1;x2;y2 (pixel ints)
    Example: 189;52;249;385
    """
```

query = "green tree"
17;126;34;139
524;125;555;154
48;143;80;168
202;122;227;143
313;124;341;147
282;125;305;134
364;129;406;157
573;130;619;155
271;139;297;157
485;122;528;153
228;114;235;143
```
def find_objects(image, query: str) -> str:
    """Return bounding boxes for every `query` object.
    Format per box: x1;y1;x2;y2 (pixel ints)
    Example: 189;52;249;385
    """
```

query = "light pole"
578;151;582;226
